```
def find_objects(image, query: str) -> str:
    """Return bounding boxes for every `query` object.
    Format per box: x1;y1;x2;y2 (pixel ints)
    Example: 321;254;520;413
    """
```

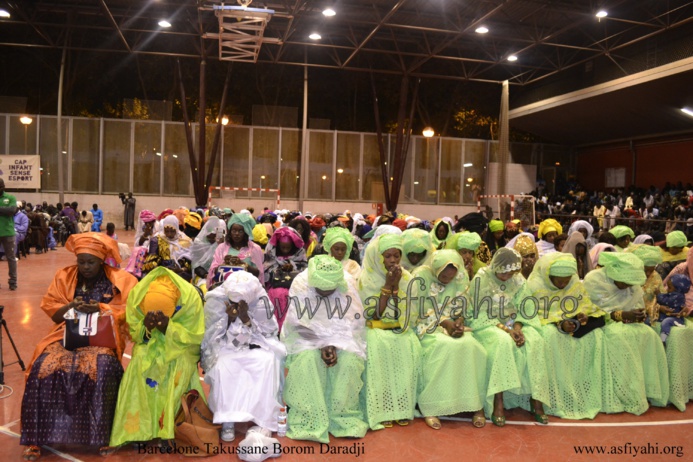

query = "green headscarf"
527;252;604;324
411;249;468;338
401;228;435;271
610;225;635;240
227;213;256;237
377;233;403;254
666;230;688;248
548;255;578;277
456;232;482;251
598;251;646;286
630;244;663;267
429;220;452;248
307;255;348;293
322;226;355;257
358;234;415;330
489;220;504;233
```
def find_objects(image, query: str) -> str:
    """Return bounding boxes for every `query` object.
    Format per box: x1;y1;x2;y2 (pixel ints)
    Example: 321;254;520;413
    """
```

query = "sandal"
424;416;441;430
395;419;409;426
472;412;486;428
530;410;549;425
491;414;505;427
381;421;393;428
100;446;118;457
23;446;41;461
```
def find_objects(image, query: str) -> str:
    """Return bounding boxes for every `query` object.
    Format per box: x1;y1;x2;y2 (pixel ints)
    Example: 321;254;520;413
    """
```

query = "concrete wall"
15;192;479;228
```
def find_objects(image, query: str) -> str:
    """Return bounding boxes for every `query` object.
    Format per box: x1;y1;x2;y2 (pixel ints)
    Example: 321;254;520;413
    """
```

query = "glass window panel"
38;117;68;191
439;138;463;204
0;116;6;154
71;118;100;192
251;128;279;199
133;122;162;194
363;134;386;202
335;133;360;201
103;120;131;194
10;115;37;155
279;129;300;200
462;140;487;203
164;122;192;196
222;126;250;198
412;137;438;204
306;131;333;200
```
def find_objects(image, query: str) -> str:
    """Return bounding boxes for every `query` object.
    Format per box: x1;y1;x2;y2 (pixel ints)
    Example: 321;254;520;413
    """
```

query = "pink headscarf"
269;227;304;249
589;243;616;268
139;209;157;223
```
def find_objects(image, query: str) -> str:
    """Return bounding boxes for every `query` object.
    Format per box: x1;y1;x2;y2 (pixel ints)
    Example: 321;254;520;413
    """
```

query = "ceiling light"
321;175;327;180
507;55;518;62
414;181;419;185
309;33;321;40
596;10;608;18
158;20;172;28
467;178;474;183
173;154;178;158
156;152;163;156
20;116;33;125
322;8;336;17
0;9;10;18
422;127;435;137
463;163;473;167
681;108;693;118
337;168;344;173
475;26;489;34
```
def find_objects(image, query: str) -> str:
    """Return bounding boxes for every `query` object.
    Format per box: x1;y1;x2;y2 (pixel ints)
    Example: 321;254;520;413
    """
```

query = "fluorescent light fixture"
0;9;10;18
309;33;322;40
475;26;489;34
156;152;162;156
337;168;344;173
463;163;473;167
507;55;518;62
172;154;178;158
322;8;336;17
158;20;172;28
681;108;693;118
596;10;608;18
61;150;67;154
414;181;419;185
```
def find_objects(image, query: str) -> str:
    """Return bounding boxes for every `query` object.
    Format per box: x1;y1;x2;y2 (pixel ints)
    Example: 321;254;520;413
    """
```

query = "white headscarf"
190;216;225;273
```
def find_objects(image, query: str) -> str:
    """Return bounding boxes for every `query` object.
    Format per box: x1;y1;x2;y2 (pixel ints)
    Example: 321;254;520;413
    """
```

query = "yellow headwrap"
514;235;538;257
252;223;269;245
538;219;563;239
140;275;181;317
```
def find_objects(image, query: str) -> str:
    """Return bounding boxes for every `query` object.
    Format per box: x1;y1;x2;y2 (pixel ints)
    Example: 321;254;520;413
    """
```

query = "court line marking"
441;416;693;427
0;423;84;462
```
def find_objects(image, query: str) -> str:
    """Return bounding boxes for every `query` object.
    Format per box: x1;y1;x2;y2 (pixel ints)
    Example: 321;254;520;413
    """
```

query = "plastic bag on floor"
237;426;281;462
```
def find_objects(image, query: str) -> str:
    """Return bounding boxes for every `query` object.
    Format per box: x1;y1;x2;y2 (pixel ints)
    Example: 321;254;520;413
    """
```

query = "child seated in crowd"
657;274;692;344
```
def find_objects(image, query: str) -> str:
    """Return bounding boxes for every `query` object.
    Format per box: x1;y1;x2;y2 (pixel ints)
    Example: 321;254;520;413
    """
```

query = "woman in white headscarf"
190;216;225;290
141;215;192;280
202;271;286;442
568;220;595;249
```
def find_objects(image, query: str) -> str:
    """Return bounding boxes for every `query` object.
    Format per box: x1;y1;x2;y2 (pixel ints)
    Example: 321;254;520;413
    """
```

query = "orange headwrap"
65;232;121;264
392;219;407;231
140;275;181;317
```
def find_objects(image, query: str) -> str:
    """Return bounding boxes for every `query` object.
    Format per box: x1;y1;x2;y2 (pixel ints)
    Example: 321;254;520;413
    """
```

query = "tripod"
0;305;26;385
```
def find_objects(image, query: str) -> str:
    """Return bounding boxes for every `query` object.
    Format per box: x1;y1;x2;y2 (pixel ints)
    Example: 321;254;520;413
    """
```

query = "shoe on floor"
221;423;235;442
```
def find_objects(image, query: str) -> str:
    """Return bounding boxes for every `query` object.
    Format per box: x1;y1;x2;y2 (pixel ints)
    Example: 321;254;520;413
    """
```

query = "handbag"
270;268;295;289
63;310;117;351
125;246;147;278
174;389;221;457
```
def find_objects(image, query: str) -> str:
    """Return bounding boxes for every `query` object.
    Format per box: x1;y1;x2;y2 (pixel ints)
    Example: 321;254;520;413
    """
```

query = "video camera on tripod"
0;305;26;385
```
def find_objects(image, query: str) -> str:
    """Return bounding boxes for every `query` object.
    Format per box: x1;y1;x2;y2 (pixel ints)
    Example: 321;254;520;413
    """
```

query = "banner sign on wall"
0;155;41;189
